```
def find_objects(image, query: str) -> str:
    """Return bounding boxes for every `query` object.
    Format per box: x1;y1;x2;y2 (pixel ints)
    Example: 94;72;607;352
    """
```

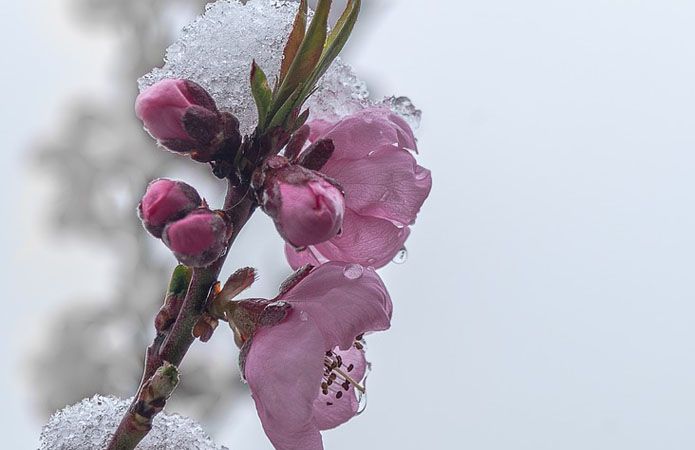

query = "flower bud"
135;79;221;153
261;161;345;248
138;178;202;238
162;209;229;267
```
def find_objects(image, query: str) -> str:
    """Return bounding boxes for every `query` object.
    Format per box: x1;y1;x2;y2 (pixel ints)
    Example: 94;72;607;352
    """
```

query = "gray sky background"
2;0;695;448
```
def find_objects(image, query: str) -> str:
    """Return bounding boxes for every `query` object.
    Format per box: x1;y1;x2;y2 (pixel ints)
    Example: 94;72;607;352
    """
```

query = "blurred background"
3;0;695;448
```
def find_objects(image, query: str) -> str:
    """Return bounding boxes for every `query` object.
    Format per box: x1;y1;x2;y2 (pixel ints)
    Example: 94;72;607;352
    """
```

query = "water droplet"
356;361;372;415
356;390;368;415
299;311;309;321
392;248;408;264
343;264;364;280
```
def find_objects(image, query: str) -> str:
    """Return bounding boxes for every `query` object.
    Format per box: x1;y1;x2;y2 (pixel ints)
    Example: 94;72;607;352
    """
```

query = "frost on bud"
138;179;202;238
162;209;229;268
259;157;345;248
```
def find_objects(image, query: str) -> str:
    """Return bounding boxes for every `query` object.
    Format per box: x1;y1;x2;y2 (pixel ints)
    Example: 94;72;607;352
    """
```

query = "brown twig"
105;362;179;450
106;180;256;450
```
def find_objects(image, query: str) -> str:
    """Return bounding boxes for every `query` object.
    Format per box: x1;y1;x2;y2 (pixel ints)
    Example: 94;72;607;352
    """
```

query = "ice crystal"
39;395;228;450
379;95;422;130
138;0;418;135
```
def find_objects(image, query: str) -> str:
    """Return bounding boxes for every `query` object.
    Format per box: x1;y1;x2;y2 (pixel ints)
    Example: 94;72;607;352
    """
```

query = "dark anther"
347;364;354;372
354;342;364;350
326;402;333;406
336;391;343;399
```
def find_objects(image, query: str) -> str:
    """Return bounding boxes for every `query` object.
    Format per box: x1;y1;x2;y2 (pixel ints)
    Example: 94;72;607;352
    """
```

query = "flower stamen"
322;353;365;395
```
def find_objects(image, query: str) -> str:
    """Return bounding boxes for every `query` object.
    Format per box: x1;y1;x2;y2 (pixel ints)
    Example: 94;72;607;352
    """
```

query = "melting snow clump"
39;395;228;450
139;0;420;135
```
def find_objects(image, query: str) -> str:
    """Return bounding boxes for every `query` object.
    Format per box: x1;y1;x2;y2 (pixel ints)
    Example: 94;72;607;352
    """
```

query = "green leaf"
325;0;360;51
168;265;193;297
278;0;307;86
250;60;272;127
268;84;305;130
292;108;311;132
271;0;331;117
300;0;361;100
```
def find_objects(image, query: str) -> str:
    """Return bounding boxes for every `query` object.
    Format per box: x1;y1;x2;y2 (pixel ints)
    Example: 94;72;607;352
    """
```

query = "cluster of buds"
253;154;345;248
138;179;230;267
135;79;242;177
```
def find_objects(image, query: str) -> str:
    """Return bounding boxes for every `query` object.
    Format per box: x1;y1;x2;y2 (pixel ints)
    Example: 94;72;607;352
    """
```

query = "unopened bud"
138;179;202;238
162;209;229;267
135;79;221;153
261;160;345;248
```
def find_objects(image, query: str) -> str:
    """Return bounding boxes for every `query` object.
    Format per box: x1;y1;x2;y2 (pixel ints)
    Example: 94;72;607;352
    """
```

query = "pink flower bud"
135;79;220;152
162;209;229;267
262;162;345;248
138;178;202;238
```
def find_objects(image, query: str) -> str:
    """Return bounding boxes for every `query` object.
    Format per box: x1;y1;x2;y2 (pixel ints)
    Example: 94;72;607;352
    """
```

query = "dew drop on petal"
392;247;408;264
343;264;364;280
355;361;372;416
299;311;309;322
356;389;368;415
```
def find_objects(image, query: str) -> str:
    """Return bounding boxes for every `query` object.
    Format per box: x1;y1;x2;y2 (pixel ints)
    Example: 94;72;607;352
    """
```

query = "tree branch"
106;180;256;450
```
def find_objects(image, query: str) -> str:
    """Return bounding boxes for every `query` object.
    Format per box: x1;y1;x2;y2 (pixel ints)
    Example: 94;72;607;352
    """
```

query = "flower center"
320;339;366;406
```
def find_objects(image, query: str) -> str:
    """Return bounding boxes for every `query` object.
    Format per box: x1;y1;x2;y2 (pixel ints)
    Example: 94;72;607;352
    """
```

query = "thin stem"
106;181;256;450
105;363;179;450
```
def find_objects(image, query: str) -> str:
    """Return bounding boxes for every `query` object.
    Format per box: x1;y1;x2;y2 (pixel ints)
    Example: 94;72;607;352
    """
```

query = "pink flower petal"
310;209;410;269
322;144;432;226
313;347;367;430
245;311;325;450
307;119;335;142
285;244;321;269
385;110;418;152
280;262;392;350
314;389;359;431
309;109;407;161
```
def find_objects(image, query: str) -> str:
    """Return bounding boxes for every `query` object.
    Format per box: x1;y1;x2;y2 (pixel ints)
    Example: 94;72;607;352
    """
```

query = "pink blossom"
259;157;345;248
162;209;228;267
242;262;392;450
138;178;202;238
286;107;432;269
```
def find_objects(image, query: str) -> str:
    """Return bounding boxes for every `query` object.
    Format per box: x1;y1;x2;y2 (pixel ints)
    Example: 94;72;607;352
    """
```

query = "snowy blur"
4;0;695;449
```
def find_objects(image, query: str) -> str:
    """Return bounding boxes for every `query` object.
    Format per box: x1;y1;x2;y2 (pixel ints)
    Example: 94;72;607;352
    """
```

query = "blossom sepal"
226;299;292;346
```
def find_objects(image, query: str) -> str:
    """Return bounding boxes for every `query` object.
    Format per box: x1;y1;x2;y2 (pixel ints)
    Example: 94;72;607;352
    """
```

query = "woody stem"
106;179;257;450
